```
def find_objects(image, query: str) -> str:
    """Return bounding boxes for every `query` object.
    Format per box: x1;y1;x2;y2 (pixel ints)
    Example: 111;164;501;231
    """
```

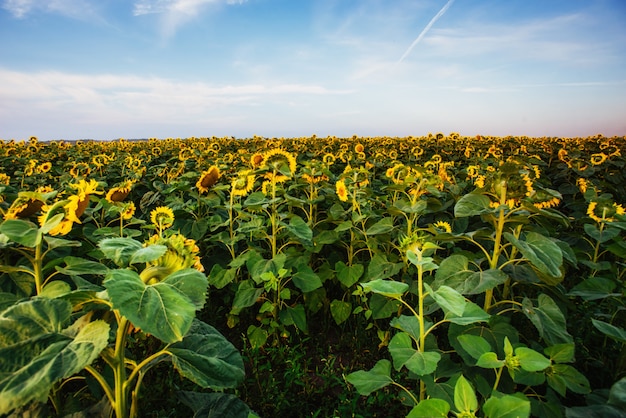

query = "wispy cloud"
2;0;101;20
398;0;455;64
133;0;247;38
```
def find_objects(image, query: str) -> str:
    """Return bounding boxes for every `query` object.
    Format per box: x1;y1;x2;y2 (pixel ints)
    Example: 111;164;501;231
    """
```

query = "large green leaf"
98;237;144;267
434;255;508;295
330;299;351;325
425;283;466;317
591;319;626;343
177;391;256;418
504;232;563;280
407;398;450;417
567;277;619;301
283;215;312;245
170;320;245;390
291;265;322;293
483;393;530;418
361;279;408;298
454;374;478;414
0;299;109;415
0;219;41;248
345;359;393;396
457;334;492;360
454;193;492;217
366;217;394;235
522;294;572;345
230;280;263;315
389;332;441;375
335;261;364;288
56;256;110;277
104;268;208;343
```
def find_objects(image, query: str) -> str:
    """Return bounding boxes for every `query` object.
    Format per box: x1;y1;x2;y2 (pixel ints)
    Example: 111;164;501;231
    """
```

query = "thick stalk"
113;316;131;418
485;185;507;312
34;240;44;295
416;252;427;401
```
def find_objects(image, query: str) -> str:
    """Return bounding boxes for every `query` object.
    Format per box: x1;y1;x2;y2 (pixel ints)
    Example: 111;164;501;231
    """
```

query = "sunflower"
335;180;349;202
250;153;264;168
36;162;52;173
120;201;136;220
196;166;220;193
322;153;335;166
141;233;204;284
433;220;452;233
231;169;255;197
69;162;91;178
66;179;103;222
106;179;134;203
590;153;608;166
4;195;45;220
576;178;589;194
150;206;175;231
262;148;297;177
355;143;364;153
0;173;10;185
587;201;625;223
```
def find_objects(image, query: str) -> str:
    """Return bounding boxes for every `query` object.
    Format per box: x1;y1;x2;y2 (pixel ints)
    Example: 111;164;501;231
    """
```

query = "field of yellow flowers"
0;134;625;417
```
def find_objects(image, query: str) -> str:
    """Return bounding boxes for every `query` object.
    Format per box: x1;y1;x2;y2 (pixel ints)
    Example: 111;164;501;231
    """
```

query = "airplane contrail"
397;0;455;64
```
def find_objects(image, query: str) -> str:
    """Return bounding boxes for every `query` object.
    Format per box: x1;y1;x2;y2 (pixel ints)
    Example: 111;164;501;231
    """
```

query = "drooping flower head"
106;179;135;203
587;200;625;223
196;166;220;193
262;148;297;179
141;233;204;284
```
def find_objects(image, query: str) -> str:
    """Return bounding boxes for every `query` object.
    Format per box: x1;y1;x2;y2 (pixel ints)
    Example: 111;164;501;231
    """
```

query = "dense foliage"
0;134;625;417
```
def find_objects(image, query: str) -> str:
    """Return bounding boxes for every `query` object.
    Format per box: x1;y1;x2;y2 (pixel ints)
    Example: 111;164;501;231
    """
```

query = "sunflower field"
0;134;625;417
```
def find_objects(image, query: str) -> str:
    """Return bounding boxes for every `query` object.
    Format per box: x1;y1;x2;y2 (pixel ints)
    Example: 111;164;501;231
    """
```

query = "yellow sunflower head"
262;148;297;177
587;200;625;223
106;179;135;203
231;169;255;197
196;166;220;193
590;153;608;166
250;153;264;168
433;220;452;233
141;233;204;284
120;201;136;220
150;206;175;231
335;179;349;202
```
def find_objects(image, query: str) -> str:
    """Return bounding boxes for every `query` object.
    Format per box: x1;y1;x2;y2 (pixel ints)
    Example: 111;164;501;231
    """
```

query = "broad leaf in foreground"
0;299;109;415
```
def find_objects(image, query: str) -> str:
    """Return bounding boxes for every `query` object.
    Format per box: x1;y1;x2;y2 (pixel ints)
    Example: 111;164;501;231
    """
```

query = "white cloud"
133;0;247;38
2;0;101;20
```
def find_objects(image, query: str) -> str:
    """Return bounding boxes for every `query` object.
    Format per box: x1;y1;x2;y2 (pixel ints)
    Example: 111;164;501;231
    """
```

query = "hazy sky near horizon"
1;0;625;141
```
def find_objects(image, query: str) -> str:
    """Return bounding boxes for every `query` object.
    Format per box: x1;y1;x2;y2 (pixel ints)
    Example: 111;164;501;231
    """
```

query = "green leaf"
246;325;268;349
129;244;168;265
335;261;364;288
0;219;41;247
230;281;263;315
546;364;590;396
454;193;492;217
177;391;255;418
425;283;466;317
457;334;492;360
365;217;394;235
207;264;237;289
104;268;207;343
330;299;351;325
483;393;531;418
522;294;572;345
407;398;450;418
390;315;423;343
446;301;491;325
476;352;505;368
504;232;563;280
591;319;626;343
454;375;478;414
584;223;621;243
279;304;308;333
170;320;245;390
567;277;619;301
388;332;441;375
345;359;393;396
283;215;312;245
98;237;144;267
0;299;109;415
292;265;322;293
516;347;551;372
39;281;71;299
434;254;509;295
544;343;575;363
361;279;408;298
608;376;626;411
56;256;109;277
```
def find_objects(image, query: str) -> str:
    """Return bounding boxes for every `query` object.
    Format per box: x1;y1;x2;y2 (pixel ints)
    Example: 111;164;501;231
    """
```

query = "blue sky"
1;0;625;141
